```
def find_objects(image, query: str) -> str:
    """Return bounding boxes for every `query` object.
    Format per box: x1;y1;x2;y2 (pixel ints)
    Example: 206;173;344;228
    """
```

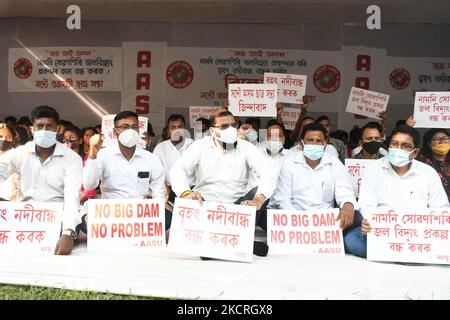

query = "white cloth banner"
168;198;255;262
87;199;166;253
413;91;450;128
367;208;450;265
267;209;344;255
386;57;450;104
264;72;307;104
345;159;374;198
0;202;62;255
345;87;389;120
101;114;148;148
8;47;122;92
165;47;342;113
228;83;277;117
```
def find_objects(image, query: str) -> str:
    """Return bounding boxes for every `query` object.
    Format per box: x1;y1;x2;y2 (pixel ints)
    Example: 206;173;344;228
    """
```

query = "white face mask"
118;129;140;148
214;126;238;144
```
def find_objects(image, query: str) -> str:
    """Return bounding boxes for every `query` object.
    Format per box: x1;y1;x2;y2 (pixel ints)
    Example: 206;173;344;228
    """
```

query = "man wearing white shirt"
0;106;83;255
274;123;359;249
346;125;449;258
83;111;167;227
170;109;272;256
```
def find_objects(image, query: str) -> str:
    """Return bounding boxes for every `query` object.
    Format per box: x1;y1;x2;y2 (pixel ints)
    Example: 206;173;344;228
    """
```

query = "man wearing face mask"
352;122;387;160
83;110;165;203
170;109;272;256
345;125;449;258
0;106;83;255
274;123;359;249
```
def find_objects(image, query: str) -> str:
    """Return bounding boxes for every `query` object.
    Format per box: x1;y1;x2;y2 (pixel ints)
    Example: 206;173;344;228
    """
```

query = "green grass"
0;284;165;300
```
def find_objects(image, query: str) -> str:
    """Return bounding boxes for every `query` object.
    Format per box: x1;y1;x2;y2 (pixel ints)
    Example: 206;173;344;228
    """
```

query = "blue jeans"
344;226;367;258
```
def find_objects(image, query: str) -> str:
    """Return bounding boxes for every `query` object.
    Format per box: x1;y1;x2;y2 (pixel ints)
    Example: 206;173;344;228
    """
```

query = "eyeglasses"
431;136;449;144
390;141;415;151
212;123;238;130
115;124;140;131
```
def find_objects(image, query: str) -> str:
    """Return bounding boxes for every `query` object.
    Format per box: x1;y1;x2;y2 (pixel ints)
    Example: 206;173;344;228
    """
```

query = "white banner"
280;107;302;130
168;198;255;262
386;57;450;104
189;106;219;128
413;91;450;128
345;87;389;120
0;202;62;255
345;159;374;198
267;209;344;255
87;199;166;253
165;47;342;113
101;114;148;148
8;47;122;92
367;208;450;265
228;83;277;117
264;72;307;104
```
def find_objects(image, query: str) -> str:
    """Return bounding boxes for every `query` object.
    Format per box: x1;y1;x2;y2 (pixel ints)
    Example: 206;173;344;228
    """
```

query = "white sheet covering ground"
1;242;450;299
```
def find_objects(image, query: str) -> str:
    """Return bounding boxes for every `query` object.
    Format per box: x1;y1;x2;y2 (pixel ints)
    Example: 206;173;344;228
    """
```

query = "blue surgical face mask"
302;142;325;160
33;130;57;148
387;148;415;167
265;140;284;155
245;130;258;143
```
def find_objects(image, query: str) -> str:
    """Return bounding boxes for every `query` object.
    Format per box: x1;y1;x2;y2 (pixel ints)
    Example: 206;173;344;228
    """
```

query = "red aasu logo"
166;60;194;89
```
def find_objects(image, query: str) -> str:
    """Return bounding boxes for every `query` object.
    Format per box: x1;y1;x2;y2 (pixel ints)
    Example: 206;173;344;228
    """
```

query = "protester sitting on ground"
352;122;387;160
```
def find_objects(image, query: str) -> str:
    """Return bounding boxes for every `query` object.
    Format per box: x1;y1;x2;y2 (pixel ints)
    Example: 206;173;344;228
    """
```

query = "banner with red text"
101;114;148;148
345;159;374;198
267;209;344;255
413;91;450;128
87;199;166;253
264;73;307;104
0;202;62;255
345;87;389;120
228;83;277;117
168;198;255;262
366;208;450;265
8;47;122;92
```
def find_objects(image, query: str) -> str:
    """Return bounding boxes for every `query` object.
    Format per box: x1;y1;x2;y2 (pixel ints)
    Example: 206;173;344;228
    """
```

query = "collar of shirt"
112;142;144;161
26;141;65;164
381;156;419;178
294;151;333;170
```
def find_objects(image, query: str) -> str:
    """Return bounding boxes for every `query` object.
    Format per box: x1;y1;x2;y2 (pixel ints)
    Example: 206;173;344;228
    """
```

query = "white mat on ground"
1;242;449;300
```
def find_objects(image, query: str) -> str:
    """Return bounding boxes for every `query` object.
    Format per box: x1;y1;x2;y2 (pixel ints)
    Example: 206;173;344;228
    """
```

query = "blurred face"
360;128;382;145
168;119;184;138
318;119;332;135
303;130;326;146
31;117;59;134
267;125;285;144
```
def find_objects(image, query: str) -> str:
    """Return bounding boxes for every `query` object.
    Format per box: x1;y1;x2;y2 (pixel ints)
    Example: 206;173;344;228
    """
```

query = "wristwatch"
62;229;77;240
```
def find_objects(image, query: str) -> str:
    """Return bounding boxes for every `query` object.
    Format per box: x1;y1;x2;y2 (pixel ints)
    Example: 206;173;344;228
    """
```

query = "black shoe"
253;241;269;257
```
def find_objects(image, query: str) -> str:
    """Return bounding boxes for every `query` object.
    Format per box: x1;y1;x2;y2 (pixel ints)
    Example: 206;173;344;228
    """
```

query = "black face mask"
0;140;13;152
171;136;183;146
56;133;64;143
362;141;382;154
221;141;238;150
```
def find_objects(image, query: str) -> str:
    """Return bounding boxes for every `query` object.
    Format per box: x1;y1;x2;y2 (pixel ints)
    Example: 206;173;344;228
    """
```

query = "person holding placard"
417;128;450;201
274;123;360;251
352;122;387;160
0;106;83;255
346;125;449;258
83;111;167;227
170;109;272;256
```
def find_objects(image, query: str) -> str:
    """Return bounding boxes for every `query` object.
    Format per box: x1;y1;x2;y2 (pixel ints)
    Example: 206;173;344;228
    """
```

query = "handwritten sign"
228;83;277;117
413;92;450;128
264;73;306;104
189;106;219;128
267;209;344;255
0;202;62;255
101;114;148;148
280;107;302;130
345;159;373;198
367;208;450;264
87;199;166;253
345;87;390;120
168;198;255;262
8;47;122;92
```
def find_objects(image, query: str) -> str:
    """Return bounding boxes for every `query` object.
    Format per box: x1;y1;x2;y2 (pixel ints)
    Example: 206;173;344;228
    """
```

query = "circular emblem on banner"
14;58;33;79
389;68;410;90
166;60;194;89
313;65;340;93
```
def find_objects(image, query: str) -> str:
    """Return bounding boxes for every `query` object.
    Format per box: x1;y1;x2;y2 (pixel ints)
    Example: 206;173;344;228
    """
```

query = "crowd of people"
0;102;448;258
